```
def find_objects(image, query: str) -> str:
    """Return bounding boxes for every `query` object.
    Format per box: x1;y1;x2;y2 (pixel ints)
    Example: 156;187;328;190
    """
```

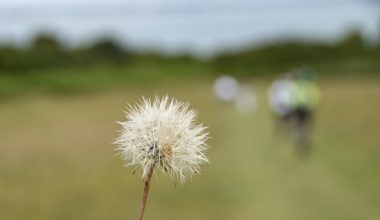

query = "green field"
0;77;379;220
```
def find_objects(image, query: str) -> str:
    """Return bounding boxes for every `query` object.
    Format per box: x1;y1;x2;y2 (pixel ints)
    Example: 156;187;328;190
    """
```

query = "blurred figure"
290;69;321;154
235;84;257;116
269;68;321;155
213;75;240;103
268;74;295;134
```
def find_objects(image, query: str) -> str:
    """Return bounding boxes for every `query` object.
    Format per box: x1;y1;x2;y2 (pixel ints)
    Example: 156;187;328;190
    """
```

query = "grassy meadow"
0;75;379;220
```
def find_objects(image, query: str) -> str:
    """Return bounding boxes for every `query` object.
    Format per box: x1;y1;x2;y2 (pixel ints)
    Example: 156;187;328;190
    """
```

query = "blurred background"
1;0;380;219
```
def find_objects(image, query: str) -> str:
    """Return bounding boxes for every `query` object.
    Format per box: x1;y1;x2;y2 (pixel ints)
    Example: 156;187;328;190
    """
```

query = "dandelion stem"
138;167;154;220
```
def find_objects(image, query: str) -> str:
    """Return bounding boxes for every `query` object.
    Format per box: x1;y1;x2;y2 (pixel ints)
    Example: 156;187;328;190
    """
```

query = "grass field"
0;77;379;220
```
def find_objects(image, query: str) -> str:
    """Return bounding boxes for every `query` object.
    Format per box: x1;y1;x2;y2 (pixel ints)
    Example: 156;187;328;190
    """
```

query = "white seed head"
115;96;209;183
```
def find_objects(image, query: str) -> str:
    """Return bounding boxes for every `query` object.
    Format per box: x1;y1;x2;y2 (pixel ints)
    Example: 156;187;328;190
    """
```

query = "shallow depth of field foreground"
0;78;379;220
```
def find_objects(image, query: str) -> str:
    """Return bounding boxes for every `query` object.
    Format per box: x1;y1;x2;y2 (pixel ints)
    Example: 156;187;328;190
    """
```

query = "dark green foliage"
0;32;379;97
1;32;379;76
0;34;133;72
210;31;380;75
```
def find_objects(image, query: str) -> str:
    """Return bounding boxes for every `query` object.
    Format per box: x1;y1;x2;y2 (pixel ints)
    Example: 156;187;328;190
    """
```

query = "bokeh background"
1;0;380;219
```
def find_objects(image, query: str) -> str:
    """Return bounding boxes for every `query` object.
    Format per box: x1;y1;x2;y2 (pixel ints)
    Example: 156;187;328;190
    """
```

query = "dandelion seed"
115;96;209;220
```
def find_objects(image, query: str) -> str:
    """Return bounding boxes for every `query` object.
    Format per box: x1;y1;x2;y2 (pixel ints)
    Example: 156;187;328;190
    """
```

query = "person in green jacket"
290;72;320;154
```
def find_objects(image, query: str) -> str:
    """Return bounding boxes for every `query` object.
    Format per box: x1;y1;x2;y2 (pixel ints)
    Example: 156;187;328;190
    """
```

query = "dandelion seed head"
115;96;209;183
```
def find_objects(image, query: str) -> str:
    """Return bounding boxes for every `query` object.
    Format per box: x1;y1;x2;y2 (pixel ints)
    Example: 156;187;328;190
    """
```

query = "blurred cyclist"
290;70;320;154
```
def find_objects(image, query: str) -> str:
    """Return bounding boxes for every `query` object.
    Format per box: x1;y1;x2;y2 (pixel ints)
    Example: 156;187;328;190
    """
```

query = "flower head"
115;96;209;183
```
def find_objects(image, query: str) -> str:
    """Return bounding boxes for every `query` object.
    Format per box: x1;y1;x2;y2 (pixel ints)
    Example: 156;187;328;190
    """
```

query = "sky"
0;0;379;56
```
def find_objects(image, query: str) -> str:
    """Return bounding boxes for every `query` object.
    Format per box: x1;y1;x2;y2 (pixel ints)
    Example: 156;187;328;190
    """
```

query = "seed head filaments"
115;96;209;220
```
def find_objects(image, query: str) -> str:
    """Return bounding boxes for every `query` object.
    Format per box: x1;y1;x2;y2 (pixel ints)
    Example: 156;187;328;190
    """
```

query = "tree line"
1;32;379;75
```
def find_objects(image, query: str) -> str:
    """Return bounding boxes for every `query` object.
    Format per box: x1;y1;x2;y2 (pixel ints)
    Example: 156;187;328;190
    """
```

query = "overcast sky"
0;0;379;55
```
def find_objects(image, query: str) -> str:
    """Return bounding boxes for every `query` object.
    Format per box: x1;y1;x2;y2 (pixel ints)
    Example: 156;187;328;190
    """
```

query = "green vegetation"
0;79;379;220
0;32;379;96
211;33;380;75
